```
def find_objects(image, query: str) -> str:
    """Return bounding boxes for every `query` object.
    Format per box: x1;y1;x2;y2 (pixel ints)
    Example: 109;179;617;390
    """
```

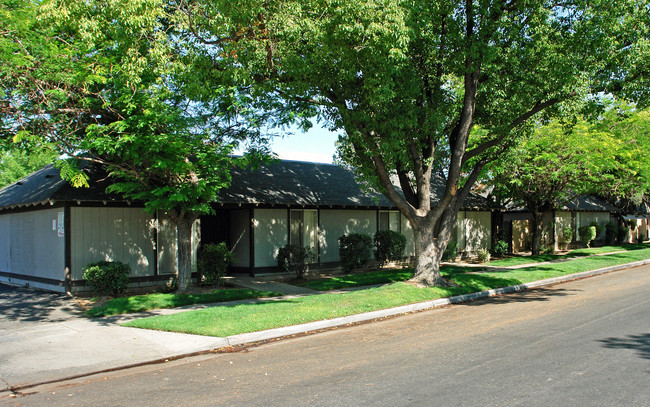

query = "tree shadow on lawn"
0;283;85;324
598;333;650;361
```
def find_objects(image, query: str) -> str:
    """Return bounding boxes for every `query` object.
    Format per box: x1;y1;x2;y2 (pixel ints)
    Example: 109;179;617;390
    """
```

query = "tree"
488;111;648;255
189;0;648;285
0;0;269;291
0;145;58;188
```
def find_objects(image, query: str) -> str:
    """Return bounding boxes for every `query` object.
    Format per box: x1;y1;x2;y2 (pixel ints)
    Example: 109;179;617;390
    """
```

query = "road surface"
4;265;649;406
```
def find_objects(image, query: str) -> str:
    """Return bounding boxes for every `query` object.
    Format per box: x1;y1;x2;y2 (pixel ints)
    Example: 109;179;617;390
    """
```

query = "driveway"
0;284;84;331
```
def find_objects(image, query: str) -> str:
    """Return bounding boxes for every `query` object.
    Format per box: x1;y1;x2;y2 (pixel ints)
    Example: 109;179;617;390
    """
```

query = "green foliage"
617;225;630;244
0;146;58;188
276;245;316;279
590;222;606;240
338;233;373;272
605;222;618;245
82;261;131;295
442;241;459;262
492;240;509;257
373;230;407;268
562;227;574;243
578;226;597;248
198;243;232;287
477;248;491;263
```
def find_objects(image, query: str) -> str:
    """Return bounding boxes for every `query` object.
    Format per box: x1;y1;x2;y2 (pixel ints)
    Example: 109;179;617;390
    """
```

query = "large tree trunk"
171;210;199;293
410;223;446;286
530;210;544;256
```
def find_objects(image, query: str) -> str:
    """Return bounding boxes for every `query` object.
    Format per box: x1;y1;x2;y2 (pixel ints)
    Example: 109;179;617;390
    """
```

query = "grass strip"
86;289;281;317
122;247;650;337
485;244;647;267
300;265;482;291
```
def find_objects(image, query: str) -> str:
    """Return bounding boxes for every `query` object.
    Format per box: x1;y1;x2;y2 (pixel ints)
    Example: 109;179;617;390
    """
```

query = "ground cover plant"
122;246;650;337
86;289;281;317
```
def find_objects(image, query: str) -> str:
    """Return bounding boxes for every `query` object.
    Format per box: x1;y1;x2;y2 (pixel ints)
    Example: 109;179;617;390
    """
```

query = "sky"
268;124;340;164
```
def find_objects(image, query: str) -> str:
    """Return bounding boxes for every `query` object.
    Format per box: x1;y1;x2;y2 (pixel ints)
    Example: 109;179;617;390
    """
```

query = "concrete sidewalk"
2;257;649;395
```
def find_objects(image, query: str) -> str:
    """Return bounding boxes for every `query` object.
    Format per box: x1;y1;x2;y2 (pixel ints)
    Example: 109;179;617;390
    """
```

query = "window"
289;209;318;254
379;211;401;232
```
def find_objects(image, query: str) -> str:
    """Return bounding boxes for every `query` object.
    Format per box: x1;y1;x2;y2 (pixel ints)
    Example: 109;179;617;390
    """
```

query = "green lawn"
485;244;646;267
299;265;482;291
122;246;650;337
86;288;281;317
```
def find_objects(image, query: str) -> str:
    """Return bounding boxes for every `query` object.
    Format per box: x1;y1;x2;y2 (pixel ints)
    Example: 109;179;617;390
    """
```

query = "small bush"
617;225;630;243
578;225;597;248
83;260;131;295
276;245;316;279
541;244;554;255
338;233;373;272
442;240;459;262
374;230;407;268
477;248;491;263
561;226;574;247
492;240;509;257
605;222;618;245
590;222;606;240
198;242;232;287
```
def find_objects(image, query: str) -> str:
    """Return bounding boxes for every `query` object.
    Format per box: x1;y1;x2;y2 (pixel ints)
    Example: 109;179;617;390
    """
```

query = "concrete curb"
222;259;650;346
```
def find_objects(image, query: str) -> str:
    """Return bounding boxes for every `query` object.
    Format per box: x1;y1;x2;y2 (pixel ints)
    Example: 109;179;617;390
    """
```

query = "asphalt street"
3;265;649;407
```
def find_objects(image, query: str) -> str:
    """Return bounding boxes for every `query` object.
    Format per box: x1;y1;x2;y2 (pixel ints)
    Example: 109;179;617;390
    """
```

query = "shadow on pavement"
0;284;84;325
460;287;581;306
598;333;650;361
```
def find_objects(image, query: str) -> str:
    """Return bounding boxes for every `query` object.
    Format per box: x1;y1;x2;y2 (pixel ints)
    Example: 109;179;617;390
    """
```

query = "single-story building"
502;195;622;252
0;160;496;293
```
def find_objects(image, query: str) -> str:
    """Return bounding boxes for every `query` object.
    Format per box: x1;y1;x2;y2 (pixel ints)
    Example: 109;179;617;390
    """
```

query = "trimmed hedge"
374;230;407;268
198;242;232;287
338;233;373;272
83;261;131;295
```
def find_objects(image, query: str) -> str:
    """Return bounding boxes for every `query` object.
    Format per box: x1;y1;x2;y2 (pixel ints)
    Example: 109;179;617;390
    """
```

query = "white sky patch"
275;150;335;164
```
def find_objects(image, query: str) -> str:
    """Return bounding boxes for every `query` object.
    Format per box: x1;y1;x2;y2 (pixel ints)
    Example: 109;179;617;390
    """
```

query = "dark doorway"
201;210;229;246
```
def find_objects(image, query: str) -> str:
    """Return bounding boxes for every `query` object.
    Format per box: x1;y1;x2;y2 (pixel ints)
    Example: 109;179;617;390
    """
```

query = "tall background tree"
0;0;270;291
188;0;649;285
489;104;650;255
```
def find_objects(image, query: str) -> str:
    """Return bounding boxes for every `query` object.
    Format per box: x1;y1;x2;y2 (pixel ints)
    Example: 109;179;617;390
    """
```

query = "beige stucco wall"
71;207;156;280
253;208;288;268
319;209;377;263
0;208;66;291
456;211;492;253
554;211;573;249
401;214;415;256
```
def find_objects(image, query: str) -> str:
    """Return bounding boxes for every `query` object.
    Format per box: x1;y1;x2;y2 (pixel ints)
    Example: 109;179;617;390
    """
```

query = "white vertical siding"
71;207;155;280
0;215;10;272
229;209;250;268
156;212;178;276
319;209;376;263
2;208;65;281
253;209;288;268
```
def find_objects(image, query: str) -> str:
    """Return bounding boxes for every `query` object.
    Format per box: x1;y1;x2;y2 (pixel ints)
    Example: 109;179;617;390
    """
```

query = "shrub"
617;225;630;243
590;222;606;240
477;248;491;263
83;260;131;295
578;225;597;248
605;222;617;245
276;245;316;279
198;242;232;287
561;227;574;246
338;233;373;272
442;240;458;262
541;244;554;254
374;230;407;268
492;240;509;257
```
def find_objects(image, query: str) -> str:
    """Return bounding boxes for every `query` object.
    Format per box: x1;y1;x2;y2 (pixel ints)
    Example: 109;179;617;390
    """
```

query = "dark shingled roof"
560;195;621;213
0;163;119;210
0;159;497;211
218;160;496;210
